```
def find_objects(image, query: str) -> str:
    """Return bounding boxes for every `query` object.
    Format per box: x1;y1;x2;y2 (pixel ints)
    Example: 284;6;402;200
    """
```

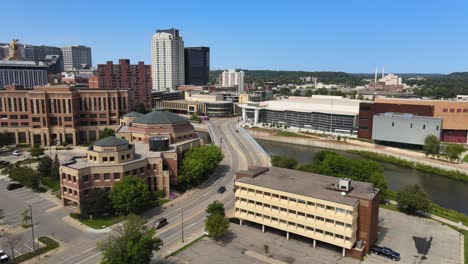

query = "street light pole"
28;205;36;252
181;208;184;243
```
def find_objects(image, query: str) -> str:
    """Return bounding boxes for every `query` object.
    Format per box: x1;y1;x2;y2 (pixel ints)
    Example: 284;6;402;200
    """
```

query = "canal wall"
247;129;468;174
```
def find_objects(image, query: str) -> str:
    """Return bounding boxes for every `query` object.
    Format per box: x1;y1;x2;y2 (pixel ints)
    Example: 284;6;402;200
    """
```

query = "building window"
103;157;108;162
83;175;89;182
110;157;115;162
450;109;455;112
316;229;323;234
307;201;315;207
443;108;448;112
423;124;426;130
436;125;439;131
104;173;110;180
94;174;100;181
391;122;394;127
121;155;125;160
114;173;120;180
410;123;413;128
105;187;111;192
457;109;462;112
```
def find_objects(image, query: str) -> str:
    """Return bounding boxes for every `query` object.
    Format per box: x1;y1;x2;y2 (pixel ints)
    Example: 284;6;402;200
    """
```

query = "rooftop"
236;167;378;206
124;111;144;118
93;136;128;147
132;109;188;124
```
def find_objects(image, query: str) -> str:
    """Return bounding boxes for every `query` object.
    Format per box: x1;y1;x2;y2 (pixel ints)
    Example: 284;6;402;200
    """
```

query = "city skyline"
2;0;468;74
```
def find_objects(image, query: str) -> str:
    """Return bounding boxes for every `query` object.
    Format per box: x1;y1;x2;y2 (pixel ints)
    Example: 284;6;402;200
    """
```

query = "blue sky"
3;0;468;73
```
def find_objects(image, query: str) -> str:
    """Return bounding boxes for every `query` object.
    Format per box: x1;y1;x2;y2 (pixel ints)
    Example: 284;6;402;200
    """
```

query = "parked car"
6;183;23;191
217;186;226;194
0;250;9;263
154;218;168;229
11;150;21;156
371;245;400;261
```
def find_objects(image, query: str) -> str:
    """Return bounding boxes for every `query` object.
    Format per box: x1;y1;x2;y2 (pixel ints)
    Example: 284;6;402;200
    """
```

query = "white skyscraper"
151;28;185;91
222;70;245;93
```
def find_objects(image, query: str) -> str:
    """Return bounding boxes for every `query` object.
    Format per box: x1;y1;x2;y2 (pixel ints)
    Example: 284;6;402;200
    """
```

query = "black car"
154;218;168;229
371;246;400;261
6;183;23;191
217;186;226;194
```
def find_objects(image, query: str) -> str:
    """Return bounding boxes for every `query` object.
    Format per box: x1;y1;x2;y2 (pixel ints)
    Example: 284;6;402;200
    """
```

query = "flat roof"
236;167;378;206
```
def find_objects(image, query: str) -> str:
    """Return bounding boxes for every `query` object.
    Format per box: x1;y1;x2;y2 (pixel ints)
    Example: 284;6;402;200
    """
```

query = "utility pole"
181;208;184;243
28;205;36;252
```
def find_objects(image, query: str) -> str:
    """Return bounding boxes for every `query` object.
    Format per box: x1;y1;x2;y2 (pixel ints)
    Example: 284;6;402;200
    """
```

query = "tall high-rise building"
90;59;152;111
222;70;245;93
184;47;210;86
61;45;92;71
32;45;64;72
151;28;184;91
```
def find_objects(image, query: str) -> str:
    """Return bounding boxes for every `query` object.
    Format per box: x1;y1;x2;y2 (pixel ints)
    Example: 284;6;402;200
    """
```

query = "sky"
2;0;468;73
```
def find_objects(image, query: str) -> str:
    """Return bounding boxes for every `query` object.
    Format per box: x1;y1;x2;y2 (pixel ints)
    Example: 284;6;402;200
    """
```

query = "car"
0;250;9;263
11;150;21;156
217;186;226;194
371;245;400;261
154;218;168;229
6;183;23;191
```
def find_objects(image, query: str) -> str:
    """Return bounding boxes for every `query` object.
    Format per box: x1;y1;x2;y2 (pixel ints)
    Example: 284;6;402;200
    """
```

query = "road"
37;117;270;264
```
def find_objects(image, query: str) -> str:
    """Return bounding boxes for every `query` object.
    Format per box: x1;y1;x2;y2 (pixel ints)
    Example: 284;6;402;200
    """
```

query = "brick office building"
60;111;201;207
234;167;379;259
89;59;152;111
0;84;128;146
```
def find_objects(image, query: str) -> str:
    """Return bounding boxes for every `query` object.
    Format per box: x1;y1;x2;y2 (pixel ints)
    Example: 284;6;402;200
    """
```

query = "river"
256;139;468;214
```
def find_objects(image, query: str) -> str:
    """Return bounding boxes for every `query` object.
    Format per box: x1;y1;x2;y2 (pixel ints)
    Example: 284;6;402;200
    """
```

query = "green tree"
21;209;31;228
292;90;301;96
98;214;163;264
357;94;364;100
179;145;224;186
51;154;60;180
271;155;298;169
99;128;115;140
277;87;291;96
80;189;114;218
204;213;229;241
0;132;13;147
206;201;225;217
304;89;313;97
445;144;465;162
29;144;44;158
37;156;52;178
396;184;431;213
9;166;40;190
423;135;440;156
109;176;150;215
190;113;201;123
135;103;149;114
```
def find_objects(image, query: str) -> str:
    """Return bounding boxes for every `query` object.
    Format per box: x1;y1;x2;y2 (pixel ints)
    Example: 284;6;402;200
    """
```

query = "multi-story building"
234;166;379;259
371;113;442;146
89;59;152;110
61;45;92;71
239;96;361;136
154;92;234;117
32;45;64;73
0;42;34;60
0;84;128;146
151;28;184;91
60;116;200;207
151;90;184;107
184;47;209;86
221;70;245;93
369;98;468;143
0;61;48;89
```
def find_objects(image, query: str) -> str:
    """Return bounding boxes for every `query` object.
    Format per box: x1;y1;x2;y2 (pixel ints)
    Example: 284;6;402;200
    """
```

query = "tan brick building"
0;84;128;146
60;110;202;207
234;167;379;260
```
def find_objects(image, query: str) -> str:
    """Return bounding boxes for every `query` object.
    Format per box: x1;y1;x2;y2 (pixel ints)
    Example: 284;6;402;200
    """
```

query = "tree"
304;89;313;97
190;113;201;123
109;176;150;215
37;156;52;178
206;201;225;217
21;209;31;228
423;135;440;156
396;184;431;213
292;90;301;96
99;128;115;140
29;144;44;158
271;155;298;169
204;213;230;241
51;154;60;180
357;94;364;100
179;145;224;186
135;103;149;114
9;166;40;190
98;214;163;264
3;233;22;261
445;144;465;162
80;189;113;218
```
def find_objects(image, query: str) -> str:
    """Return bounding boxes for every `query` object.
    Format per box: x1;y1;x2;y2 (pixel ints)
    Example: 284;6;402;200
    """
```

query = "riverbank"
246;128;468;175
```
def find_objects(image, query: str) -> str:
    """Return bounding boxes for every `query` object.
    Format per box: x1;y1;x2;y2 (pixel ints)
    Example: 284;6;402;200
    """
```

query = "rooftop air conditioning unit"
338;178;351;192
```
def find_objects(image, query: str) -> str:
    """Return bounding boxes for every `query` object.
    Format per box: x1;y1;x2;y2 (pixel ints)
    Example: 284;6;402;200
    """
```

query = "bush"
271;155;298;169
396;184;431;213
464;154;468;163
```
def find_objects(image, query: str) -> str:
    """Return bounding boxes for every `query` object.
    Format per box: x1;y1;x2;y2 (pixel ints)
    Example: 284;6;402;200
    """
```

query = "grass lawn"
167;235;205;257
11;236;59;263
74;215;124;229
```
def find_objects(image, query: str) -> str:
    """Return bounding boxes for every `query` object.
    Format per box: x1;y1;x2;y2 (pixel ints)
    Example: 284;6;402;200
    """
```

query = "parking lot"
363;209;461;264
169;208;461;264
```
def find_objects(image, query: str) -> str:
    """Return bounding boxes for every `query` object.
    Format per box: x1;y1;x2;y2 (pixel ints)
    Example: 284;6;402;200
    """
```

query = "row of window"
237;208;351;241
87;154;131;162
237;186;353;215
443;108;468;113
238;198;352;228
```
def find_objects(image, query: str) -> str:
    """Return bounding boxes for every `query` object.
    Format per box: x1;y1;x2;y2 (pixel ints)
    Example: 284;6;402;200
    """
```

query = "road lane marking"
74;251;102;264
